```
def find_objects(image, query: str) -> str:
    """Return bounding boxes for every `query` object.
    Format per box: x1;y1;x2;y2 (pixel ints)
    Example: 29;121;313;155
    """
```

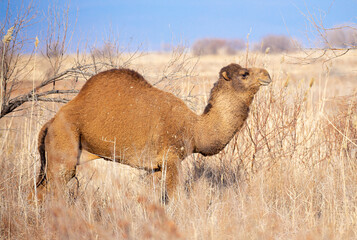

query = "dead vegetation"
1;1;357;239
1;49;356;239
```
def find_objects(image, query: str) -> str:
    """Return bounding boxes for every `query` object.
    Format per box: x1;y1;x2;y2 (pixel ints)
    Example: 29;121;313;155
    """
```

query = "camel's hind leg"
37;118;81;200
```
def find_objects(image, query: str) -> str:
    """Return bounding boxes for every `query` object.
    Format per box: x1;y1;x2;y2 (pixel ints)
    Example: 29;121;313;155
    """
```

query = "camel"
32;63;271;203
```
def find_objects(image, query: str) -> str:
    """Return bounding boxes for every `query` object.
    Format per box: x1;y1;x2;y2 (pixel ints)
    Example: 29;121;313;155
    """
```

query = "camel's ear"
222;71;230;81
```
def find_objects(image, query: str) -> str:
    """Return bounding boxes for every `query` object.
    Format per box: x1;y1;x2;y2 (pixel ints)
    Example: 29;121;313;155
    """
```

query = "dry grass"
0;50;357;239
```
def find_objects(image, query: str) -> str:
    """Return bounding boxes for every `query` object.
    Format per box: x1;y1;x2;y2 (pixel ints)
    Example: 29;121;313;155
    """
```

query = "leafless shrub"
91;42;119;59
254;35;300;53
84;33;145;76
0;1;143;119
191;38;245;56
292;8;356;64
0;1;78;119
323;94;357;159
1;49;357;239
152;44;199;110
161;42;174;52
326;24;357;49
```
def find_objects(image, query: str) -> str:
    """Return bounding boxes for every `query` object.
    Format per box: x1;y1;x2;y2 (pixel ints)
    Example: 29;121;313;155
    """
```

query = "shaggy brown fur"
33;64;271;202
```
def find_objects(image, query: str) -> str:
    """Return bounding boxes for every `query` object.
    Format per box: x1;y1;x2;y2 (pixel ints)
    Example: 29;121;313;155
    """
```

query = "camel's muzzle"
259;77;272;86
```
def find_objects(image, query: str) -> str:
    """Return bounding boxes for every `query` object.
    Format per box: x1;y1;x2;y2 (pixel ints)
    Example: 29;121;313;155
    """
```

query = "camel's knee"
28;183;47;203
29;167;74;201
61;167;76;182
35;163;77;200
48;164;77;185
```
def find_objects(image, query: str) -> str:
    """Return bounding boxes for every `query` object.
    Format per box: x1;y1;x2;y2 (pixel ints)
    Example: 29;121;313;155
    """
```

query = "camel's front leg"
149;152;181;204
164;160;181;203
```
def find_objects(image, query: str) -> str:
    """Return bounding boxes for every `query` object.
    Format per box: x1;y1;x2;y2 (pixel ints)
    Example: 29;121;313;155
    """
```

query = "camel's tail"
36;119;53;187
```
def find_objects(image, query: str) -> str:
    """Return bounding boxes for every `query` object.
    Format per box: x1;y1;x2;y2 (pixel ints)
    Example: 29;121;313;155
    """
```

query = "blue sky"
2;0;356;51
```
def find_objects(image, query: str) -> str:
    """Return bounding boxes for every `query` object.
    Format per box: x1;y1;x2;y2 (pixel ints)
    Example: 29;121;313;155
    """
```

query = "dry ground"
0;50;357;239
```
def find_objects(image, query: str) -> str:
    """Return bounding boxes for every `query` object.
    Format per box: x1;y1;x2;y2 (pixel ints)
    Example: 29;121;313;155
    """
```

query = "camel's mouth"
258;78;272;86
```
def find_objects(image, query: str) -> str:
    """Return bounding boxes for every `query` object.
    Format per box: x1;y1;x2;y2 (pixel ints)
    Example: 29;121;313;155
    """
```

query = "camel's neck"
193;88;255;156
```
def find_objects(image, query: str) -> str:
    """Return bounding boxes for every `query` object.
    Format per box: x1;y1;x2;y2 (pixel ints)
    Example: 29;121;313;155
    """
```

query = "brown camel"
33;63;271;203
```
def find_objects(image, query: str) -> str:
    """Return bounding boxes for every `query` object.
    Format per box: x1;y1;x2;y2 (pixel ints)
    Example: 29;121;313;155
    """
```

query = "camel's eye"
241;71;249;79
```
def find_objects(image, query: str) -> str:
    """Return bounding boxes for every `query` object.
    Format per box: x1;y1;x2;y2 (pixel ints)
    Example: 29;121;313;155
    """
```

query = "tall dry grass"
0;50;356;239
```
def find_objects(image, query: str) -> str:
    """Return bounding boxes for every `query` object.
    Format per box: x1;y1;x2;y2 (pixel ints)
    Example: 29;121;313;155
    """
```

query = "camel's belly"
80;129;165;169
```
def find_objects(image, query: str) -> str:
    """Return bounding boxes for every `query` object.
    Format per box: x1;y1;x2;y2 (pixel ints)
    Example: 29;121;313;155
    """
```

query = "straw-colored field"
1;50;356;239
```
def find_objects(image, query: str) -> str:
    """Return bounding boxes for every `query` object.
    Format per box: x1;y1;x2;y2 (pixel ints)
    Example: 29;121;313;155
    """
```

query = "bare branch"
1;89;78;118
293;5;356;64
36;97;71;103
0;1;143;120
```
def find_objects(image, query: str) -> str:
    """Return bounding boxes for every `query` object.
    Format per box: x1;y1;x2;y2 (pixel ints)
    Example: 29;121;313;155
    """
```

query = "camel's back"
70;68;191;114
60;68;196;159
76;69;152;99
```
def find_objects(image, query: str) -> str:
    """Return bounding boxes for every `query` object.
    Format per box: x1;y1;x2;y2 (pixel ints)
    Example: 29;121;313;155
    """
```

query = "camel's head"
219;63;272;93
